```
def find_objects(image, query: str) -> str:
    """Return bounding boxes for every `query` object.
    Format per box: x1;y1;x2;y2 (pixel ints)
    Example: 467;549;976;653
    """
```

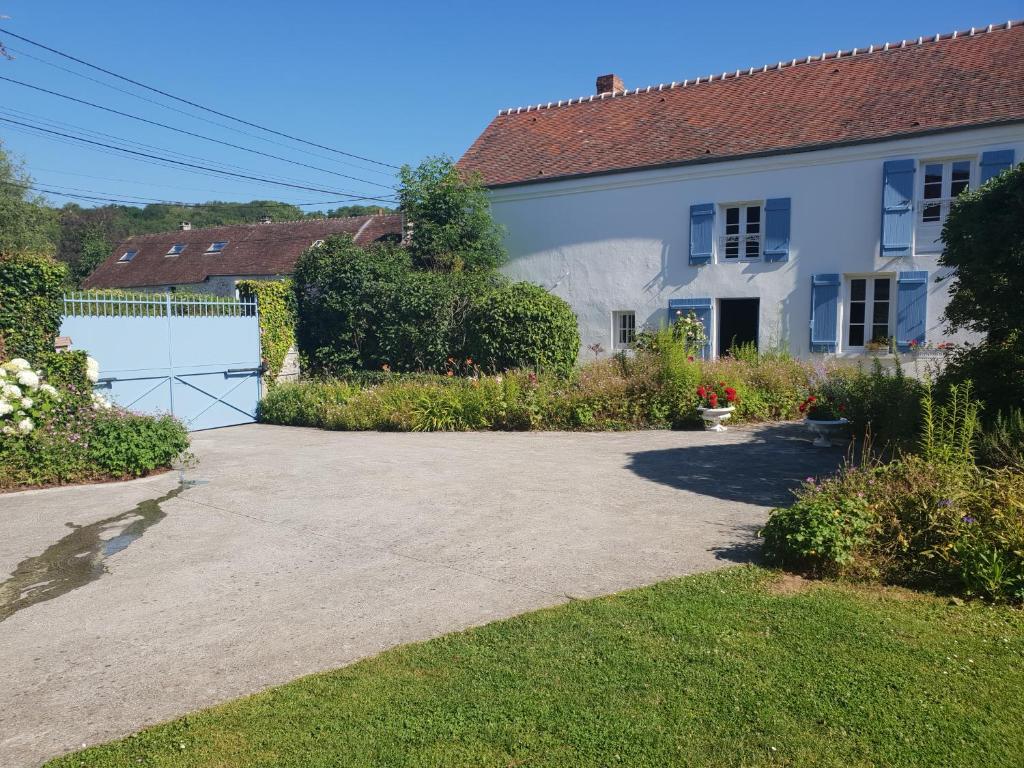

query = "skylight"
311;239;325;248
118;250;137;263
206;240;229;253
166;243;186;256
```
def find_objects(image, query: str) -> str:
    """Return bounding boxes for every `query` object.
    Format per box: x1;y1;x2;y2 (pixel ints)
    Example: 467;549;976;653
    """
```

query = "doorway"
718;298;759;357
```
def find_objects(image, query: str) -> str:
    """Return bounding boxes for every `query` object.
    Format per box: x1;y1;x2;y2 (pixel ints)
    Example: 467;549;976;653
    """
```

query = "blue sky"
1;0;1021;212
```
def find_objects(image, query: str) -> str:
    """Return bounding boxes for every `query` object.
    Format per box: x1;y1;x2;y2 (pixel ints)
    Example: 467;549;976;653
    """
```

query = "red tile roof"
83;214;403;289
459;22;1024;187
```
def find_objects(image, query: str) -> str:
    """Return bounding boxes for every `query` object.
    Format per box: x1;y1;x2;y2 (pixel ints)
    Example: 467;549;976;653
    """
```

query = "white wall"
489;125;1024;359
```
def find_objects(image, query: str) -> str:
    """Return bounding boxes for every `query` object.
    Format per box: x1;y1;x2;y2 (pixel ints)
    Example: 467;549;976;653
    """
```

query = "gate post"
165;290;175;416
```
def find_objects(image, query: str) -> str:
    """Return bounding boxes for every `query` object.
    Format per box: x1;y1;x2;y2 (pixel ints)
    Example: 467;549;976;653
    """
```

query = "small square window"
166;243;186;256
205;241;228;253
118;250;137;263
613;311;636;349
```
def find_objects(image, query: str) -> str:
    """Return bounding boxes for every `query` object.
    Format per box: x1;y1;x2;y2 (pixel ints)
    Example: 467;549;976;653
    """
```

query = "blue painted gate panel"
60;293;260;431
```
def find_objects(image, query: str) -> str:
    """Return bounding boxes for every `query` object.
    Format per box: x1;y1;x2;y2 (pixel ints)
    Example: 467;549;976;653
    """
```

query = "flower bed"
0;353;190;491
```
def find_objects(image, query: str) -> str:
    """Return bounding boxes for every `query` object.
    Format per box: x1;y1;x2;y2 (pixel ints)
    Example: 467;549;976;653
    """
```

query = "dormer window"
118;250;137;263
206;241;228;254
166;243;186;256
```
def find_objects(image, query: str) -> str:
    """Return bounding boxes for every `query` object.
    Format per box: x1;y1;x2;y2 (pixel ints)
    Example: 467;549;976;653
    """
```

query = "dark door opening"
718;298;759;357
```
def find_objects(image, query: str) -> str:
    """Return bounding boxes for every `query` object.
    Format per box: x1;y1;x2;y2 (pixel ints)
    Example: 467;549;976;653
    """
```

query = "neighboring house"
84;214;403;296
458;22;1024;359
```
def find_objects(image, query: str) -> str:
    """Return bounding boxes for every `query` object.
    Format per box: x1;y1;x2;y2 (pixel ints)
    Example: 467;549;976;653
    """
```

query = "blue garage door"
60;292;262;431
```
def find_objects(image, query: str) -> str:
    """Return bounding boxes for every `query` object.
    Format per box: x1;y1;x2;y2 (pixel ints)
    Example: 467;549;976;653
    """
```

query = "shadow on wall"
625;423;846;508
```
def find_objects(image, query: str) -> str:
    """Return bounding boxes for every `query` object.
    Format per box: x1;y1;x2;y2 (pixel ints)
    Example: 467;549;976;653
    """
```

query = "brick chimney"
179;221;192;231
596;74;625;95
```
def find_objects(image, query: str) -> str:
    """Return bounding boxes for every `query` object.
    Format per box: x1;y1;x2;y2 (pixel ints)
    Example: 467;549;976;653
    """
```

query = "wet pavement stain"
0;477;205;622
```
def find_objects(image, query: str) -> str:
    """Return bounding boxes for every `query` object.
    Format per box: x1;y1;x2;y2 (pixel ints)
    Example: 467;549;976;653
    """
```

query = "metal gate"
60;292;262;431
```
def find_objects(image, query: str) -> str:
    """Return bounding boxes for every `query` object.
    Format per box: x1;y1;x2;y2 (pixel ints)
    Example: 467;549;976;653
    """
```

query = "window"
919;159;972;225
117;250;137;263
846;276;893;349
205;241;228;253
613;311;636;349
311;239;325;248
720;203;761;260
166;243;186;256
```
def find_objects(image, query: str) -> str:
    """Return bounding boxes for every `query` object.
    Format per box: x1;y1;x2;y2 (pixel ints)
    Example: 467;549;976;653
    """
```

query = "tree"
938;163;1024;413
940;163;1024;342
398;156;505;272
0;141;56;255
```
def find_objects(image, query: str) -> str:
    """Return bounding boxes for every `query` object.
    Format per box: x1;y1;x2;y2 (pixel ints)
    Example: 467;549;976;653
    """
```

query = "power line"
0;115;400;202
3;44;398;179
3;178;397;209
0;74;397;190
0;28;401;170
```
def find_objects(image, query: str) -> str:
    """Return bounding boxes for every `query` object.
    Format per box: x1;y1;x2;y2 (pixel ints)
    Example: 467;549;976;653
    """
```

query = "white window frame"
166;243;186;257
915;157;975;253
612;310;636;350
117;250;137;263
205;240;229;254
718;202;763;262
843;274;895;352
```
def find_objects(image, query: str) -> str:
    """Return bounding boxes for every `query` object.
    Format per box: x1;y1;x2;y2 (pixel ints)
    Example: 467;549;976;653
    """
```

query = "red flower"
709;393;719;407
798;403;807;413
838;404;845;412
726;390;737;403
696;386;706;398
808;395;817;403
687;356;694;362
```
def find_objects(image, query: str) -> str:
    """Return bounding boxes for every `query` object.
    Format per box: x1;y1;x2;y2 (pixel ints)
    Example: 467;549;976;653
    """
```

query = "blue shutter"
809;274;840;353
668;297;712;359
689;203;714;265
763;197;791;262
980;149;1015;184
896;271;928;348
880;159;915;257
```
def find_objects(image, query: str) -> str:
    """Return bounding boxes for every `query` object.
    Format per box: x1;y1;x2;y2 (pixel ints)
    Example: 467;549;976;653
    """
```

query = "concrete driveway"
0;423;842;766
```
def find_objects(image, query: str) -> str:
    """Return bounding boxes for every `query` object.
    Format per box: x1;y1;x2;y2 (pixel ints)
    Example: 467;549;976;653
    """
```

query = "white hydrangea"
39;383;58;397
20;397;33;409
0;400;11;417
86;357;100;383
17;417;34;434
5;358;31;372
3;383;22;399
91;392;113;410
16;369;39;389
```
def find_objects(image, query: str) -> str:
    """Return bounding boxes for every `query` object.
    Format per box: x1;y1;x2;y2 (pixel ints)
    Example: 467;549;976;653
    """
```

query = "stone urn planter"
805;417;849;447
698;406;735;432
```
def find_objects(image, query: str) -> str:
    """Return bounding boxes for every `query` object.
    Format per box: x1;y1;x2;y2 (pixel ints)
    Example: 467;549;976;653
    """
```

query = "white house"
458;22;1024;359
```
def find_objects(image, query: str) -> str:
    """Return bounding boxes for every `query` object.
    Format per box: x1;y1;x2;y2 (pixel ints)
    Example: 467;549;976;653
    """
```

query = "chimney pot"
179;221;192;231
259;215;273;225
596;74;625;95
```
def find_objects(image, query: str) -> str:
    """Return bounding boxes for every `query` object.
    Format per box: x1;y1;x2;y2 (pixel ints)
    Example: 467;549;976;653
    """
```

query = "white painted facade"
489;124;1024;359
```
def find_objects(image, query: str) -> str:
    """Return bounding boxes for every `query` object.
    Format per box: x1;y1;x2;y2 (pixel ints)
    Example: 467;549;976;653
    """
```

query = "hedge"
0;252;67;360
237;279;296;386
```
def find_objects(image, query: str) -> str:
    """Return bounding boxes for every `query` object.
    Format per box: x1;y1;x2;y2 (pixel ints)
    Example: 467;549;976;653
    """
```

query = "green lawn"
50;567;1024;768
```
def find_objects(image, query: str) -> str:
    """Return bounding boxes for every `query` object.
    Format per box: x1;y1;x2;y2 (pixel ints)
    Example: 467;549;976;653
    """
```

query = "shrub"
466;282;579;377
0;252;67;360
87;411;190;477
0;354;189;489
763;382;1024;602
938;333;1024;416
841;357;923;452
977;408;1024;469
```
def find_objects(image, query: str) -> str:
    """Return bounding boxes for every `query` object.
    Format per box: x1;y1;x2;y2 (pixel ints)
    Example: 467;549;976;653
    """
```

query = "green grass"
50;567;1024;767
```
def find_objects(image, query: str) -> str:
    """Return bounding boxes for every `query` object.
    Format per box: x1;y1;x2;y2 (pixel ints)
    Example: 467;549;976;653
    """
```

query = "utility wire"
0;115;399;202
0;28;400;169
3;178;397;209
0;74;396;190
3;44;397;179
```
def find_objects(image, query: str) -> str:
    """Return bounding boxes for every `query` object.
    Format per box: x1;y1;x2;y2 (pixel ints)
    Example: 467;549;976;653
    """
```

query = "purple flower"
805;477;815;483
961;515;976;525
938;498;953;508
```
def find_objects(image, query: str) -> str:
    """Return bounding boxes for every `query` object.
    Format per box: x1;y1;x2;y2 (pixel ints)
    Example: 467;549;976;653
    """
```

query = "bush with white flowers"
0;358;57;437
